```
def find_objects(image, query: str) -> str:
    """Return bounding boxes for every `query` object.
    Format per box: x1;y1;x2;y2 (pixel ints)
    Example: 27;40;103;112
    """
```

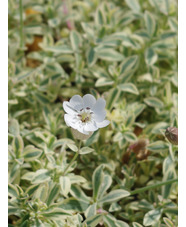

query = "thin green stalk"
63;141;82;175
19;0;24;49
130;178;178;196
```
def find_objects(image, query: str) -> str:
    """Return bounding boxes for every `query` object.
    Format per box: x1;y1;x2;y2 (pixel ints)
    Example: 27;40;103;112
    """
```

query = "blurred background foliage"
8;0;178;226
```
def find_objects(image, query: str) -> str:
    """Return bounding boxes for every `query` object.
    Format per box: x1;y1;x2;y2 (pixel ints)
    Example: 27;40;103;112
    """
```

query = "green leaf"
23;145;42;161
124;132;137;142
98;189;130;204
46;183;61;206
33;183;48;202
79;147;94;155
12;136;24;158
116;220;129;227
68;175;87;184
119;55;139;76
70;31;81;51
163;207;178;215
41;208;71;218
93;165;104;201
31;169;51;184
163;155;175;174
144;11;156;37
109;202;121;212
145;48;158;66
152;122;169;134
25;24;43;35
125;114;135;127
96;49;124;62
59;198;89;212
67;143;78;152
8;184;19;198
85;203;97;218
144;97;164;108
35;92;50;105
70;185;90;202
151;40;175;50
48;17;60;28
85;214;103;227
9;119;20;136
17;70;35;81
59;176;71;197
87;47;97;66
147;141;169;152
26;184;40;196
143;209;162;226
103;214;129;227
118;83;139;95
9;163;20;183
132;222;143;227
95;77;114;87
163;217;174;227
125;0;141;13
81;22;95;39
133;103;146;117
106;88;120;110
95;9;105;26
21;172;35;181
162;171;176;199
161;31;177;40
119;12;135;26
168;17;178;32
43;45;73;54
98;174;112;199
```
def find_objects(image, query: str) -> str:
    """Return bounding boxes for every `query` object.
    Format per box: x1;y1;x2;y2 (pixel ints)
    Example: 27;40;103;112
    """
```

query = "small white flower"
63;94;110;138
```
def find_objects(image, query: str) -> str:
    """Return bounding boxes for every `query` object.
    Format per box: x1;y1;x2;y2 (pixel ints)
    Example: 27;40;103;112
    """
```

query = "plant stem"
63;141;82;175
19;0;24;50
130;178;178;196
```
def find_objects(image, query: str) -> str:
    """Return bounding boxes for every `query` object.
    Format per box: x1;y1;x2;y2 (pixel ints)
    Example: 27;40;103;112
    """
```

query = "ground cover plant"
8;0;178;226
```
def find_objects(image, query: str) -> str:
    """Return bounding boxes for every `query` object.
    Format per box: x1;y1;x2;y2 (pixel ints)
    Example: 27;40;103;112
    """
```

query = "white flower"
63;94;110;138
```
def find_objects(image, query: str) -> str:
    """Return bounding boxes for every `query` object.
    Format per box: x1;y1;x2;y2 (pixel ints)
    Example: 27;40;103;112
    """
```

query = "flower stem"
19;0;24;50
130;178;178;196
63;141;82;175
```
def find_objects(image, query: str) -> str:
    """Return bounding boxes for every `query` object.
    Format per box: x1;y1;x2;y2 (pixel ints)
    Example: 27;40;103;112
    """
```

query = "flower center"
77;108;93;123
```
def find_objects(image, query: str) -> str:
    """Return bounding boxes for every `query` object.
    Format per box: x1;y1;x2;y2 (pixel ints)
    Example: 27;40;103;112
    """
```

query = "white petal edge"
93;110;106;122
76;124;89;135
64;114;78;129
96;120;110;128
63;101;76;115
83;94;96;109
69;95;83;110
92;98;106;113
84;121;98;132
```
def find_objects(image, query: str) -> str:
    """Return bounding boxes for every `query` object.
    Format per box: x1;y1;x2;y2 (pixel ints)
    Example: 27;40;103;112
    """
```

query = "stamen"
77;110;92;123
86;107;90;110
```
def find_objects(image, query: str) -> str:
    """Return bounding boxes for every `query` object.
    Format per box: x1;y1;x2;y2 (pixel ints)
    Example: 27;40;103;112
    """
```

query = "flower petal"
83;94;96;109
63;101;76;115
64;114;78;128
76;124;89;135
84;121;98;132
92;98;106;112
69;95;84;111
93;110;106;122
96;120;110;128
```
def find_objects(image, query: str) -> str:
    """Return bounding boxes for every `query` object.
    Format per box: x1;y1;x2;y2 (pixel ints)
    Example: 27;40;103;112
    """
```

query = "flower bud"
71;128;93;140
165;127;178;145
